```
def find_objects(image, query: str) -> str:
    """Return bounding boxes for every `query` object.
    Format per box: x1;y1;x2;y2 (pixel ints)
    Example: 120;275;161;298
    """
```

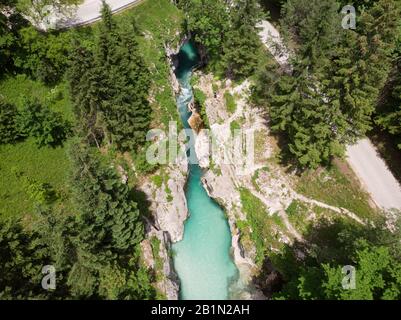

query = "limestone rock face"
141;227;180;300
139;146;188;300
192;72;299;299
194;130;210;168
141;154;188;243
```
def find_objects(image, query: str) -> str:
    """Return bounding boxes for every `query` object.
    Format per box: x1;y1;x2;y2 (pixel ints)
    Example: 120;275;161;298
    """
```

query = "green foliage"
115;0;184;129
230;120;241;135
0;100;22;144
67;41;103;145
271;216;401;300
239;188;284;265
269;71;344;168
0;0;26;76
221;24;261;80
131;143;159;175
20;175;56;205
193;88;209;127
17;99;71;147
69;141;144;253
179;0;264;78
68;2;151;151
224;92;237;113
322;245;401;299
376;62;401;149
276;240;401;300
0;218;49;299
257;0;401;168
178;0;230;61
150;236;163;273
281;0;341;71
14;26;72;84
151;175;163;188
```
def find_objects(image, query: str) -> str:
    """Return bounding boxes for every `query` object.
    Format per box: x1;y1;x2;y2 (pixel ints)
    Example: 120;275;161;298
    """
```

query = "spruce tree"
262;0;401;167
96;2;151;151
68;40;104;147
0;219;49;299
376;62;401;149
68;141;144;255
269;68;344;168
326;0;400;141
0;100;22;144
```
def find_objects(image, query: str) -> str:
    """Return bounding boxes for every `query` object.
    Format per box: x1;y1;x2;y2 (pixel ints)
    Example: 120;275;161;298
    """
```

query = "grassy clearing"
239;188;286;265
0;74;73;122
0;138;72;220
0;73;74;222
295;160;378;220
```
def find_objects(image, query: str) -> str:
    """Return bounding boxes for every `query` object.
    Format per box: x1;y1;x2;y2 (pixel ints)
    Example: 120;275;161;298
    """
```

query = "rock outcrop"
141;226;180;300
137;41;191;300
140;149;188;243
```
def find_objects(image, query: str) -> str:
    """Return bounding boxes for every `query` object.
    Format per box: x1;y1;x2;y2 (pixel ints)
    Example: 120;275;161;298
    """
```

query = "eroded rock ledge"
139;41;190;300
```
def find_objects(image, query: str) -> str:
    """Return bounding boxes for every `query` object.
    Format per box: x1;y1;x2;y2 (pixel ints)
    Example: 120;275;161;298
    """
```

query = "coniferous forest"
1;0;401;304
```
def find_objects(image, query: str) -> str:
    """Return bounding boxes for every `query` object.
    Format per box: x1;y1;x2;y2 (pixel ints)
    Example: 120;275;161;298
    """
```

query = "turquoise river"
172;42;238;300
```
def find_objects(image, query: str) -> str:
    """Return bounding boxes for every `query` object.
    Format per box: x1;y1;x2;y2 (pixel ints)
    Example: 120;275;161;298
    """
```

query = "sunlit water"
172;42;238;300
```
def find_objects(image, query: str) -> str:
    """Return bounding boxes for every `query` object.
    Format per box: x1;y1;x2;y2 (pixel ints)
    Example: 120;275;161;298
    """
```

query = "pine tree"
94;2;151;151
68;40;104;147
326;0;400;141
99;20;151;151
376;61;401;149
269;68;344;168
68;141;144;255
0;219;49;299
221;23;261;80
262;0;401;167
0;100;22;144
280;0;341;72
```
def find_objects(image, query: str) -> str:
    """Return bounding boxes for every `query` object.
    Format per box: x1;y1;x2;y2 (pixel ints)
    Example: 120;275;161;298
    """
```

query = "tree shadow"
131;188;153;221
258;216;387;297
368;127;401;186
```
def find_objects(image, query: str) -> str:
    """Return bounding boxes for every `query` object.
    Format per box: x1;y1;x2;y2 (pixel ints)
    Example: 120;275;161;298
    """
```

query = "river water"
172;42;238;300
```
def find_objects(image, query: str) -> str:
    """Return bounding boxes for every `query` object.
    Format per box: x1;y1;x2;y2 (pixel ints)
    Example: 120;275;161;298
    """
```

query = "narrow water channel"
172;42;238;300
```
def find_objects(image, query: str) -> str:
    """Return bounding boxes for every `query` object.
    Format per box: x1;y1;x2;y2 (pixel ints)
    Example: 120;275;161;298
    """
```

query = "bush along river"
172;41;239;300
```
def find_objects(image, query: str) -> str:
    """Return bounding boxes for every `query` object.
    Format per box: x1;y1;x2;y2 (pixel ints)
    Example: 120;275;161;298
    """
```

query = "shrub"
0;101;23;144
17;99;71;147
193;88;209;127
